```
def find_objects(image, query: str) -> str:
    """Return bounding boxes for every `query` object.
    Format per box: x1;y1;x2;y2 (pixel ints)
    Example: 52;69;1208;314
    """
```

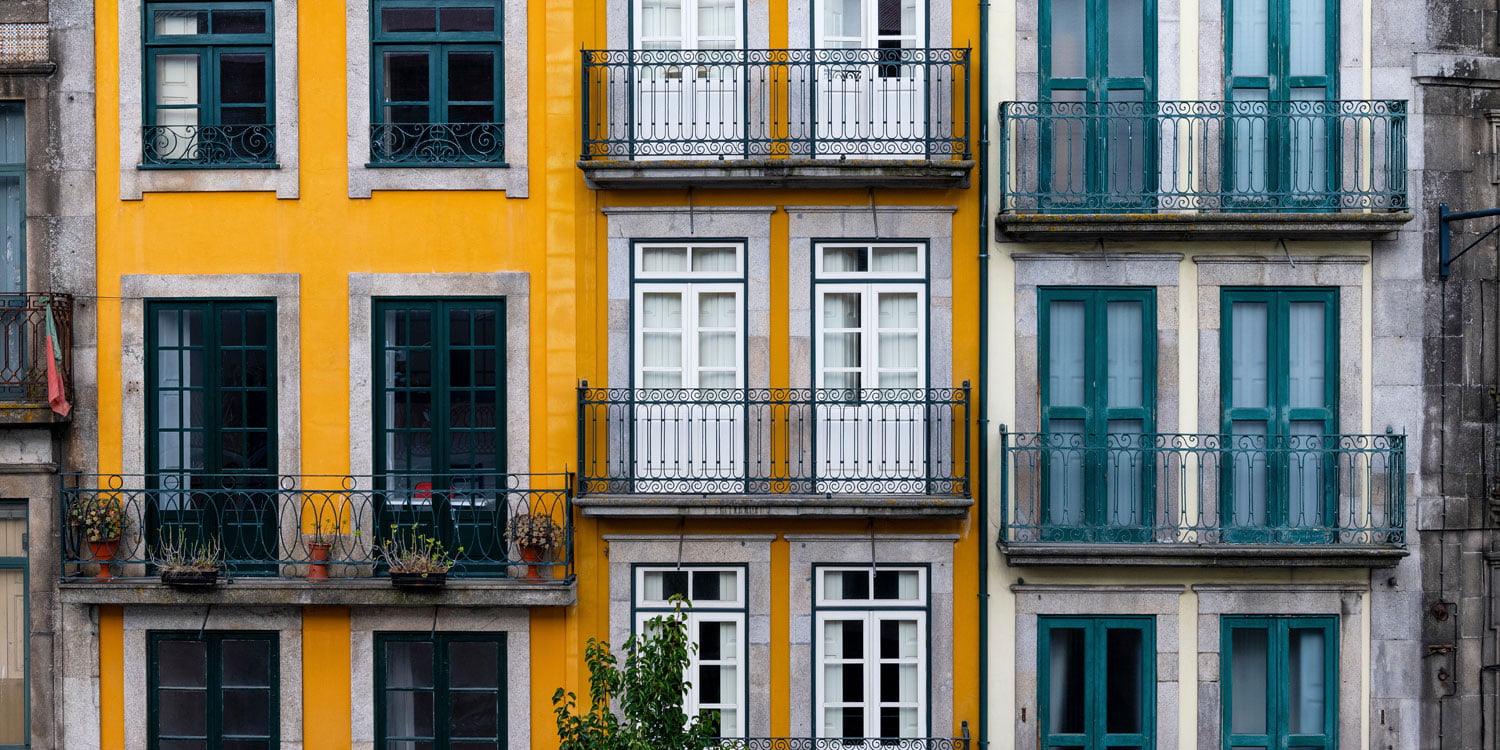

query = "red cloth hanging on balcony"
43;298;70;417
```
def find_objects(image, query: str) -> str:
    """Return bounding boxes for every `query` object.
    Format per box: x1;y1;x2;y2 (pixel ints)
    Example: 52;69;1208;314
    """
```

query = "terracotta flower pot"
307;541;332;580
519;544;548;581
88;538;120;580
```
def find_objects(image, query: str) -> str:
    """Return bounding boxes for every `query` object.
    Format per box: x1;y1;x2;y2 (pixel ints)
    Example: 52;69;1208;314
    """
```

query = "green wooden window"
1224;0;1338;200
0;103;23;295
147;631;279;750
1221;616;1337;750
146;300;278;573
1038;288;1156;536
1038;0;1156;204
0;501;27;750
375;632;507;750
1038;616;1154;750
1220;288;1337;537
373;298;506;569
370;0;505;165
143;1;277;166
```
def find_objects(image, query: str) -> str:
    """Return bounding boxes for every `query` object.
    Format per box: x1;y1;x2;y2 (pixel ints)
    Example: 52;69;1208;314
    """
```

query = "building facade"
984;0;1427;748
53;1;983;749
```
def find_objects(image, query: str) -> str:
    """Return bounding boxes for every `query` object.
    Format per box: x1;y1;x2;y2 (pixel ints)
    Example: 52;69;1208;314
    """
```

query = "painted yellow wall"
92;0;984;748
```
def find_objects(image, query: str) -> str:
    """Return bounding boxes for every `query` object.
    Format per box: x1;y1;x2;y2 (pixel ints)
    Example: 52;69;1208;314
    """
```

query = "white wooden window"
815;567;927;741
811;0;926;158
635;566;748;738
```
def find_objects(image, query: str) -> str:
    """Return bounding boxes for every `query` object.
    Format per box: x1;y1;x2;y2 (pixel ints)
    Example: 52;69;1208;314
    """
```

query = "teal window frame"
371;297;507;573
1219;288;1338;539
0;103;24;295
142;1;277;167
145;299;279;574
369;0;506;166
146;630;280;750
1221;616;1337;750
1037;616;1155;750
1037;287;1157;538
0;501;27;750
374;632;508;750
1037;0;1158;208
1223;0;1339;206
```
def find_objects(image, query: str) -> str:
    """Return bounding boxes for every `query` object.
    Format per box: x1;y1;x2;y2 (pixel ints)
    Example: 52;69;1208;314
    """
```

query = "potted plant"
507;512;564;581
306;517;338;580
69;494;131;580
155;532;223;588
375;525;456;589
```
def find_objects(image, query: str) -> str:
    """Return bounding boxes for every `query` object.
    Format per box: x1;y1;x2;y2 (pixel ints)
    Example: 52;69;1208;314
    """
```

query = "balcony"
576;386;971;518
142;125;277;168
579;48;972;189
718;730;969;749
998;430;1406;567
997;100;1410;240
0;293;71;424
57;472;574;606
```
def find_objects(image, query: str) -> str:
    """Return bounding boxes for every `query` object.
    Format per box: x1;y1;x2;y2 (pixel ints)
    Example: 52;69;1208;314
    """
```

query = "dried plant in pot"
155;532;223;588
507;513;563;581
306;517;340;580
68;494;132;579
375;525;456;589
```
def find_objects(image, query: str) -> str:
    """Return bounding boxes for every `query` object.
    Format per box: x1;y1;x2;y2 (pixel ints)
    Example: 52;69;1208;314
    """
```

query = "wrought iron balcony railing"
0;293;71;408
581;48;971;161
368;122;506;166
578;385;970;496
60;473;573;580
998;99;1407;213
714;730;969;749
142;125;277;167
999;431;1405;547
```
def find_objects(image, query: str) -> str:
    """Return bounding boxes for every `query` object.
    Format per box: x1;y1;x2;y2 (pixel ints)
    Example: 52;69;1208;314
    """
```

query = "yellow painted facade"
89;0;983;747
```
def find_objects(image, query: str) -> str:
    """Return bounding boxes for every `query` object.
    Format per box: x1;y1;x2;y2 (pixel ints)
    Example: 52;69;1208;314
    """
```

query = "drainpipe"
975;0;992;746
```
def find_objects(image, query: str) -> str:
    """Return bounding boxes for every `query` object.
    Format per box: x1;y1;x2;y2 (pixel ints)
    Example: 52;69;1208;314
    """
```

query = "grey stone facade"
0;1;96;749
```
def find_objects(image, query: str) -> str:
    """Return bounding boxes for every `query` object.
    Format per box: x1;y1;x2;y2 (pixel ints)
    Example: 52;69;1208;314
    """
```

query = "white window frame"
633;242;747;390
634;242;746;280
815;242;928;281
634;565;749;738
813;566;929;740
812;0;925;48
633;0;745;50
813;283;927;390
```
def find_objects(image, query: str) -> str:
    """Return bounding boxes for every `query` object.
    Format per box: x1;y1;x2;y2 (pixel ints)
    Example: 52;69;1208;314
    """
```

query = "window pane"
386;689;436;738
871;245;919;273
449;641;501;689
220;55;268;106
159;689;209;736
642;246;688;273
646;569;689;600
1104;627;1143;734
382;7;437;32
1288;301;1327;409
384;52;432;103
1045;627;1086;734
441;6;496;32
1107;0;1144;78
221;688;272;737
1106;300;1145;409
450;692;500;738
1047;300;1086;407
1288;628;1327;734
385;641;435;688
447;52;496;103
159;640;208;688
1288;0;1328;77
1231;0;1270;77
822;246;867;273
1230;627;1269;735
692;246;738;273
213;9;268;34
691;569;735;601
155;9;208;35
222;639;272;687
156;55;202;113
1049;0;1086;78
1230;302;1269;409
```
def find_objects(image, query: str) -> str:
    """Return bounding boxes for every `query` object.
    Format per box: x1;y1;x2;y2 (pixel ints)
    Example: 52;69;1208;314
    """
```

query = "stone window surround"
1010;253;1183;434
117;0;301;200
122;606;304;750
1194;255;1367;435
350;607;532;750
788;205;956;391
120;274;302;478
603;534;776;737
603;206;774;390
348;273;531;476
1010;584;1185;750
786;534;957;739
345;0;529;198
1192;583;1365;750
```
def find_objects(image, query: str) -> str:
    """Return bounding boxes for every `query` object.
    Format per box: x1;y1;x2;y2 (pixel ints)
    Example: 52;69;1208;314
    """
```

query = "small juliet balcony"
0;293;72;424
142;125;277;168
998;430;1407;567
57;472;575;606
997;100;1410;240
576;385;971;518
579;48;973;189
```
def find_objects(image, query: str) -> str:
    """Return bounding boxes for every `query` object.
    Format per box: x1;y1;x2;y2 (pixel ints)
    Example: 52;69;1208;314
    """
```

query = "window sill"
57;576;577;606
575;493;972;519
137;162;282;171
996;210;1414;241
364;161;509;169
999;541;1408;568
579;157;974;190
